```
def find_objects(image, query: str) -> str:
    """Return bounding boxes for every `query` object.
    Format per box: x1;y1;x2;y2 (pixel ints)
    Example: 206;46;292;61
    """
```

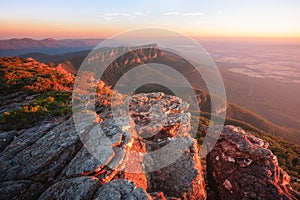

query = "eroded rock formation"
1;91;299;199
207;125;300;200
0;92;206;199
127;93;206;199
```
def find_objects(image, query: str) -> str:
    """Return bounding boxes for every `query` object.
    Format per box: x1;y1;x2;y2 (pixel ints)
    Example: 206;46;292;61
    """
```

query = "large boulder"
207;125;300;200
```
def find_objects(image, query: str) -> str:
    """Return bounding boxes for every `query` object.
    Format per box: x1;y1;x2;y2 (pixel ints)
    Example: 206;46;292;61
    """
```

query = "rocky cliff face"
206;125;300;200
88;44;164;87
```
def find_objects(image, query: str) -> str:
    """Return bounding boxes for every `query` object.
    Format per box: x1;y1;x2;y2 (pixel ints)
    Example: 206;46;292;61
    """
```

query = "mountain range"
0;38;103;56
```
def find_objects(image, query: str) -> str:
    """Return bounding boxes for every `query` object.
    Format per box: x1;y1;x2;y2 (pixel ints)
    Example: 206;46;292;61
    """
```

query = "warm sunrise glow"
1;0;300;39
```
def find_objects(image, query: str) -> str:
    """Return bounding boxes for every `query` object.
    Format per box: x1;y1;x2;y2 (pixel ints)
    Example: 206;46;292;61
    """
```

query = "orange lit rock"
207;125;300;200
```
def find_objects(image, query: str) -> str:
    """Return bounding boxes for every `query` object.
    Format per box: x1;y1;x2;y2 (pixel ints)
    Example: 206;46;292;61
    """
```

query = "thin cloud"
102;13;119;17
163;12;205;16
217;11;223;16
163;12;180;16
121;13;132;17
182;12;205;16
98;12;137;20
97;13;119;20
135;12;145;16
189;21;205;25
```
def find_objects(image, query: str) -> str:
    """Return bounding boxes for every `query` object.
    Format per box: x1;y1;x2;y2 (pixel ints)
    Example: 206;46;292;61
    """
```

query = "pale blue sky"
1;0;300;38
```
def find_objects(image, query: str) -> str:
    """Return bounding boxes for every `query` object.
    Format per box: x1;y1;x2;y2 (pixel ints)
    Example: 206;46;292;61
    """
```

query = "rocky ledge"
0;92;299;200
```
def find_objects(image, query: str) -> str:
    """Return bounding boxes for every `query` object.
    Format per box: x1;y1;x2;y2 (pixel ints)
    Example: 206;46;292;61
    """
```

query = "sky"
1;0;300;39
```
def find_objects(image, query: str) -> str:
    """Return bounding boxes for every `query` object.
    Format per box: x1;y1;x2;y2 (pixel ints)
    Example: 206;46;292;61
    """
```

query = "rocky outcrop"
1;90;299;199
126;93;206;199
0;92;206;199
92;44;164;86
207;125;300;200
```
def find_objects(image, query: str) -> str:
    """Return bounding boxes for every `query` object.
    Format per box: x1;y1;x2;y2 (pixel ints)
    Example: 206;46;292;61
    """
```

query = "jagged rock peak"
87;43;162;65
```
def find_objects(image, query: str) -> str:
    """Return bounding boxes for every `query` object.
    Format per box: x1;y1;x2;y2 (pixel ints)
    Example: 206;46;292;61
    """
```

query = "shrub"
0;91;71;131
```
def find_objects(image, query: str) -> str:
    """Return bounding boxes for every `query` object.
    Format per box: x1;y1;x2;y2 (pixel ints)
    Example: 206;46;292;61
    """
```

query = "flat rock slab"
60;147;104;178
0;119;62;161
93;179;151;200
60;117;134;180
0;117;82;184
0;180;45;200
0;130;18;152
38;176;99;200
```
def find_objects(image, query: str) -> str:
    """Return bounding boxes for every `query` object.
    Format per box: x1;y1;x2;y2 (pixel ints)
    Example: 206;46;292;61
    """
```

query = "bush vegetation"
0;57;74;95
0;91;71;131
0;57;74;131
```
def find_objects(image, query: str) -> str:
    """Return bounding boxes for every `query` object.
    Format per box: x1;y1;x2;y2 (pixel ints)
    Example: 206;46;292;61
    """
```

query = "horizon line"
1;36;300;41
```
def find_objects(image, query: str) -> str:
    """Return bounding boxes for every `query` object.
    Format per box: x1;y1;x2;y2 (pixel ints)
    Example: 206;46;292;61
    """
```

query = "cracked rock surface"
0;92;206;200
